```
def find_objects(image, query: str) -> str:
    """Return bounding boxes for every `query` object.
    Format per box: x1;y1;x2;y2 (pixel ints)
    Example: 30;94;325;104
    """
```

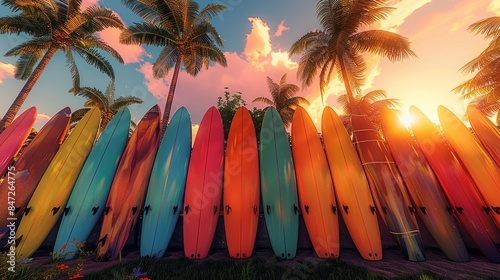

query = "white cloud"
274;20;290;37
0;62;16;84
488;0;500;15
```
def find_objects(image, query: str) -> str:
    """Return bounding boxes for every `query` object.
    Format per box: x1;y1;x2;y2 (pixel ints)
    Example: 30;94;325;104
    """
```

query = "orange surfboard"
95;105;160;260
467;105;500;167
223;107;260;259
438;106;500;229
321;106;382;261
291;106;339;259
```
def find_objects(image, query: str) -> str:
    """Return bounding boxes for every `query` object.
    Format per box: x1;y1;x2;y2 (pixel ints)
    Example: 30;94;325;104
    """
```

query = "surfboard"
14;107;101;258
410;106;500;263
259;107;299;260
54;108;131;260
380;107;469;262
0;107;70;239
291;106;339;259
223;107;260;259
438;105;500;229
467;105;500;167
141;107;191;259
321;106;382;261
352;113;425;262
95;105;160;261
0;106;37;177
183;106;224;259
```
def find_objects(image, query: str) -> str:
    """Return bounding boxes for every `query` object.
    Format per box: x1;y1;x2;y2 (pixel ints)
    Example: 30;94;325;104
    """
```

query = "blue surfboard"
140;107;192;258
53;108;131;259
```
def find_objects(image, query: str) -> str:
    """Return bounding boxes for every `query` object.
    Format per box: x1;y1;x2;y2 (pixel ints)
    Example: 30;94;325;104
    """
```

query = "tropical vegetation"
337;90;399;133
69;81;143;132
252;73;309;128
288;0;416;118
0;0;125;133
119;0;228;135
453;16;500;125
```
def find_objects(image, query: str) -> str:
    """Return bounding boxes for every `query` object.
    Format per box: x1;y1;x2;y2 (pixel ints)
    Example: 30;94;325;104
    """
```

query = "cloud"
137;62;170;104
243;17;273;71
81;0;100;9
98;28;148;64
488;0;500;15
274;20;290;37
0;62;15;84
34;113;51;130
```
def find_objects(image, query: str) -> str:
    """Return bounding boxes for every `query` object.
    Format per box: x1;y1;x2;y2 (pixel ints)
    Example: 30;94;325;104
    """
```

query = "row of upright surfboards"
0;103;499;263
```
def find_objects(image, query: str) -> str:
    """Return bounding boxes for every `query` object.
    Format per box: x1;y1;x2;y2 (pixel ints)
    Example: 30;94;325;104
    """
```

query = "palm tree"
120;0;227;135
0;0;125;133
289;0;416;112
453;16;500;125
252;73;310;128
337;90;399;133
69;81;143;132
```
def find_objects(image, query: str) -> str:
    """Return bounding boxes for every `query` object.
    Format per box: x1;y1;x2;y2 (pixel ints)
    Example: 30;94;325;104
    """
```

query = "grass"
1;252;455;280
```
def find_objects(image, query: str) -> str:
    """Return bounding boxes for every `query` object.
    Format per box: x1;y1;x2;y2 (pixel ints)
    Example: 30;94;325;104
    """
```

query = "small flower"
57;263;70;270
69;273;84;279
19;257;33;264
139;278;151;280
130;267;147;277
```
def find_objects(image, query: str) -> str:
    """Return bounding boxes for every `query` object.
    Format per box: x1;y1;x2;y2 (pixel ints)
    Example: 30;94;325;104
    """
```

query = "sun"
399;111;414;128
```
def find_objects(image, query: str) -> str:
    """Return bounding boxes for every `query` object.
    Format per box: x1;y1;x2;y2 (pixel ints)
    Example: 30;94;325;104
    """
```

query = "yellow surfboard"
15;108;100;258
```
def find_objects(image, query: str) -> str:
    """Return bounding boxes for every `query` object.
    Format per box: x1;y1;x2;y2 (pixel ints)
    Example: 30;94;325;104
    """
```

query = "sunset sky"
0;0;498;130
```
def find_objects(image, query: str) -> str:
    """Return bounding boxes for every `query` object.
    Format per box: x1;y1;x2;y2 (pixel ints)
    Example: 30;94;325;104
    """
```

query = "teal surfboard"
53;108;131;259
259;107;299;259
140;107;192;258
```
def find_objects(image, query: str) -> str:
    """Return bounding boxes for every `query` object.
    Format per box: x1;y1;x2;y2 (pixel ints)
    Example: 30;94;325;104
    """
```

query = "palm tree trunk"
338;57;357;114
0;46;59;133
161;54;183;138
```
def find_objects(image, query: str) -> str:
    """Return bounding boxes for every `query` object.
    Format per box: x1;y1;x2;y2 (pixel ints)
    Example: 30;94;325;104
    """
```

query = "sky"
0;0;498;131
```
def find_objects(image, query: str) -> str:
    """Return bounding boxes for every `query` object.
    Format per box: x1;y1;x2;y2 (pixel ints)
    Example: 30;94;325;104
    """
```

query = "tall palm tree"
453;16;500;124
120;0;227;134
252;73;310;128
337;90;399;133
289;0;416;112
0;0;125;132
70;81;143;132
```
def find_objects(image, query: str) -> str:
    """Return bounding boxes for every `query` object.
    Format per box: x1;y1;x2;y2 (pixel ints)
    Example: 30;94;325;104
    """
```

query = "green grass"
1;252;454;280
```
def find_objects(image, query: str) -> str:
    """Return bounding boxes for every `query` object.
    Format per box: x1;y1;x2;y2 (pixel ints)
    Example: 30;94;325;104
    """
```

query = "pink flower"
69;273;84;279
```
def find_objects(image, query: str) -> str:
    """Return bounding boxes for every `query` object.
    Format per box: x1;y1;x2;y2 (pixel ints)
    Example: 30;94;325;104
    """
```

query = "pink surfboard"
0;107;37;177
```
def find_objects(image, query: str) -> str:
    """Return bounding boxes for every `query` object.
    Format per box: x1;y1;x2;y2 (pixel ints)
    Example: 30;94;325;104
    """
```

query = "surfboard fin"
492;207;500;215
184;205;190;215
420;207;427;214
173;205;178;215
104;206;110;215
370;205;376;214
213;205;218;215
266;205;271;215
382;206;388;214
294;204;298;215
52;206;61;215
24;207;31;216
408;206;416;215
253;205;258;215
446;206;454;215
132;206;138;215
331;205;337;214
304;205;310;214
14;207;20;214
97;234;107;247
144;205;151;215
455;207;464;214
91;206;99;215
63;206;70;216
343;205;348;214
15;235;23;246
225;205;231;215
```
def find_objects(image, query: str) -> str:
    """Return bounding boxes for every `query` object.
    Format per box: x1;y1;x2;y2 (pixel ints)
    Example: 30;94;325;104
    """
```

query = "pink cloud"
243;17;272;71
81;0;100;10
137;62;170;105
98;28;147;64
34;113;51;130
274;20;290;37
0;62;15;85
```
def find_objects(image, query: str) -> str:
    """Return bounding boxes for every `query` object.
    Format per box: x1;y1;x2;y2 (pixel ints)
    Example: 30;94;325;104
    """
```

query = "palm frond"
120;0;163;26
65;50;80;94
79;36;124;64
351;30;418;61
72;46;115;79
76;87;108;110
252;97;275;107
120;22;173;47
468;16;500;39
4;38;50;56
195;3;227;23
110;96;144;113
14;51;43;80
